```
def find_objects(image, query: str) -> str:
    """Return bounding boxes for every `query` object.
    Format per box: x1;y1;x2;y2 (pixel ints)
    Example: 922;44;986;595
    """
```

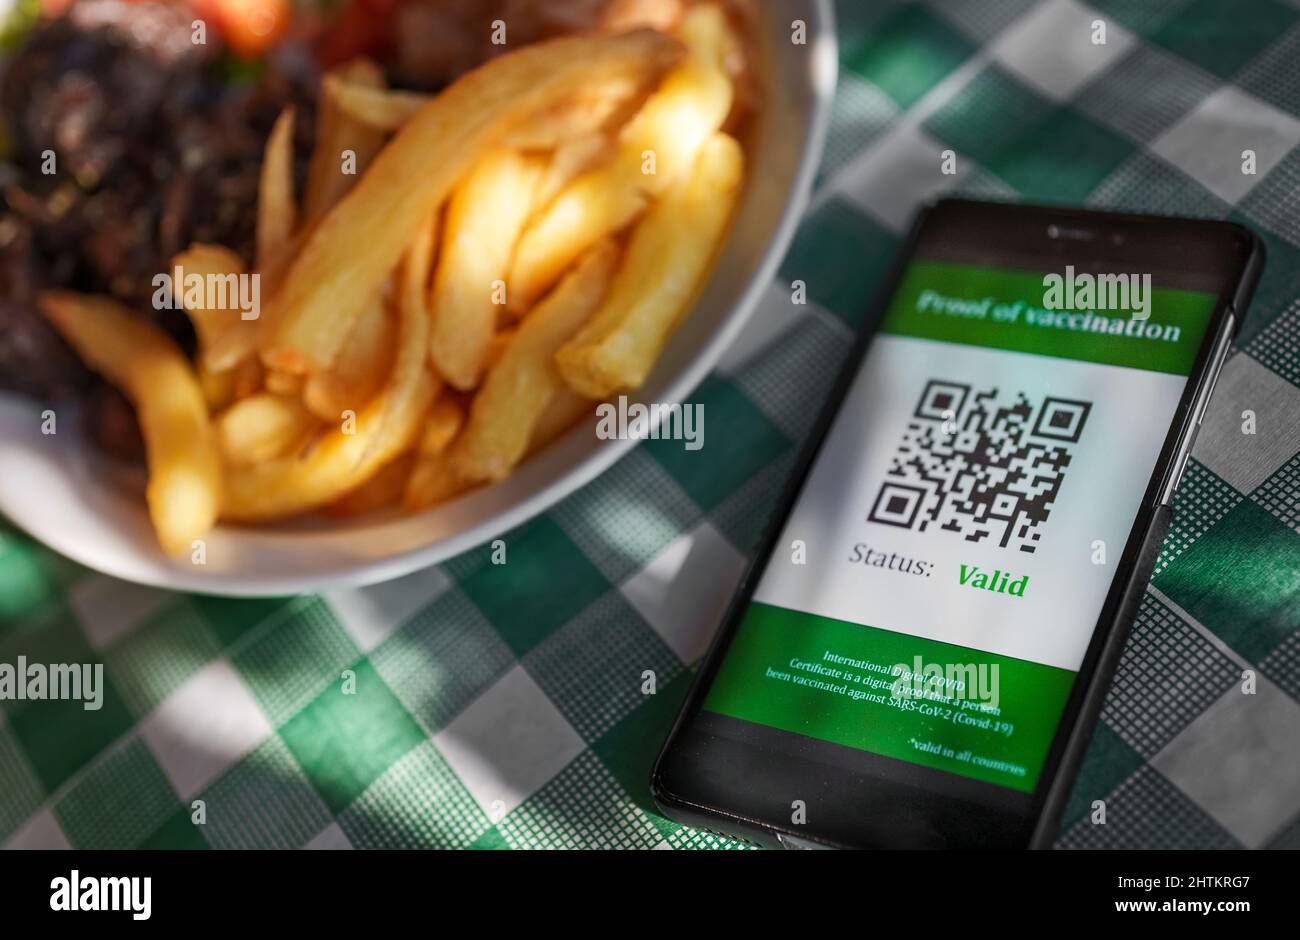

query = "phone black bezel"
651;198;1263;850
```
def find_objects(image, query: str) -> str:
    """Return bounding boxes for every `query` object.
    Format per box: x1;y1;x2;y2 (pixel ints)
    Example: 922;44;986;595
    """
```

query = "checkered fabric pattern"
4;0;1300;850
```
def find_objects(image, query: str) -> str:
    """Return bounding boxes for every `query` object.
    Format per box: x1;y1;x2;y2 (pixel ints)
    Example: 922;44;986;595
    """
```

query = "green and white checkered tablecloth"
4;0;1300;850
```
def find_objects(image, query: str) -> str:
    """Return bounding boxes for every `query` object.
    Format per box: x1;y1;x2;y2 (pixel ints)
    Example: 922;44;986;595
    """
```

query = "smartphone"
652;199;1263;849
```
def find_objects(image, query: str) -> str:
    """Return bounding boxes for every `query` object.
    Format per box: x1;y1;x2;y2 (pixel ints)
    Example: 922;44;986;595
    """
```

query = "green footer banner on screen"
703;602;1078;792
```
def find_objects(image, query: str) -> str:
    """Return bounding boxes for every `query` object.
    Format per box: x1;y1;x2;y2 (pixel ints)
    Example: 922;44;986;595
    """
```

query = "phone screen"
697;217;1226;798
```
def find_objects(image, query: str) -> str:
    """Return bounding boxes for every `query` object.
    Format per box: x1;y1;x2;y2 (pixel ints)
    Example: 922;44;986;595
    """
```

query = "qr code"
867;379;1092;554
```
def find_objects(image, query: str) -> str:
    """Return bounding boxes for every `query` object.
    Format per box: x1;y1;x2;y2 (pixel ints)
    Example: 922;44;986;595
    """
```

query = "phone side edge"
1028;222;1265;848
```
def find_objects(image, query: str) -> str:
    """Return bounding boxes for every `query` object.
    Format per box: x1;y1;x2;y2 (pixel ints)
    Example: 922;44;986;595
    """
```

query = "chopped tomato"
190;0;291;59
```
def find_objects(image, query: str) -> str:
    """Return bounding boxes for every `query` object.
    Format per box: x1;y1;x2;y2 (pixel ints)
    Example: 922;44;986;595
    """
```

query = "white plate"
0;1;837;596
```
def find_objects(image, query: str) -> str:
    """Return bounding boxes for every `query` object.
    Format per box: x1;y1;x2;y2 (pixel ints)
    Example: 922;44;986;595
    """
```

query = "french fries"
260;29;680;376
535;132;613;210
501;76;649;150
304;60;389;226
328;79;431;133
619;4;735;194
429;148;543;390
195;106;298;376
44;11;755;553
452;241;618;483
39;292;221;556
215;392;318;466
556;131;743;398
305;192;434;421
419;396;466;457
508;5;733;313
264;369;305;397
222;216;438;521
486;327;518;367
170;243;247;372
232;357;263;400
330;76;645;153
302;295;396;421
198;361;237;412
326;453;415;517
528;388;599;456
404;451;472;512
507;175;645;319
257;107;298;278
203;267;262;375
404;396;469;511
375;213;440;454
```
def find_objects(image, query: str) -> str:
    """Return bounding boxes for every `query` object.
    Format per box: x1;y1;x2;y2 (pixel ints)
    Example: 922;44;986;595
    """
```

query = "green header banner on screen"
881;260;1217;375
